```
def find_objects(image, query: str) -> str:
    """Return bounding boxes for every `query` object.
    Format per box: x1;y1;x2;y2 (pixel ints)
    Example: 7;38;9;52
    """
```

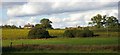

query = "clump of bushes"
28;27;51;39
63;30;74;38
63;29;94;38
80;29;94;37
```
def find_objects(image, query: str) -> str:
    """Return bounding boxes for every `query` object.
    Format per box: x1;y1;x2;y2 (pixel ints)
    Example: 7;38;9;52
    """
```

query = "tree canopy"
28;18;53;39
35;18;53;29
89;14;119;28
0;25;19;29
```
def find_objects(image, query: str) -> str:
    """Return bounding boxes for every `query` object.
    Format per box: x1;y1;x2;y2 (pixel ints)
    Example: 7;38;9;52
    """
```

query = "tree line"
28;14;120;39
89;14;120;28
1;14;120;29
0;25;22;29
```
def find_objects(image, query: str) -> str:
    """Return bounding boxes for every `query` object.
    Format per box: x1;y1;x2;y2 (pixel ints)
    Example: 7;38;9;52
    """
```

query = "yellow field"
2;29;65;39
2;29;119;39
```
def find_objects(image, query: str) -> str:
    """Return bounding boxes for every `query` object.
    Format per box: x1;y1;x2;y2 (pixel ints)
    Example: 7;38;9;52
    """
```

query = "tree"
63;29;94;38
19;26;22;29
88;22;93;26
34;18;53;29
35;18;53;29
2;25;18;29
28;18;53;39
11;25;17;29
106;16;119;28
89;14;119;28
28;27;51;39
91;14;105;28
35;24;42;28
35;24;41;27
40;18;53;29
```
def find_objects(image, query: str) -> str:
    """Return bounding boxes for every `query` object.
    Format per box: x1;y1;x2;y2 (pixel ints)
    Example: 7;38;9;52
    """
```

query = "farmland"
1;29;119;53
2;29;119;39
2;29;65;39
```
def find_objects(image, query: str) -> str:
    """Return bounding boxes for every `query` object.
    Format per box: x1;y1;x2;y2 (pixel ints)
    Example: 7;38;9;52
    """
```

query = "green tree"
19;26;22;29
2;25;18;29
91;14;106;28
40;18;53;29
28;27;51;39
11;25;18;29
106;16;119;28
89;14;119;28
88;22;93;26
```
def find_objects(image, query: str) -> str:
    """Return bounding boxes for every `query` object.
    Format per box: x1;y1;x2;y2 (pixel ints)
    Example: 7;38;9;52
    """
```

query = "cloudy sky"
0;0;119;28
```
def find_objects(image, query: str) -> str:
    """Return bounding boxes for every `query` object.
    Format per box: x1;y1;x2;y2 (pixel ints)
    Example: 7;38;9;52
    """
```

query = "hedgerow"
63;29;94;37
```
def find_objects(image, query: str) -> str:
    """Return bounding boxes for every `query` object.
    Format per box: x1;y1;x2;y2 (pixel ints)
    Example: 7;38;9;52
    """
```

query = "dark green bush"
63;29;94;37
81;29;94;37
28;27;51;39
63;30;74;38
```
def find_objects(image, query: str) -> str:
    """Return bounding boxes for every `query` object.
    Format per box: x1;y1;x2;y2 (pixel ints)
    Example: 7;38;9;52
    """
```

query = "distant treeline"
0;25;22;29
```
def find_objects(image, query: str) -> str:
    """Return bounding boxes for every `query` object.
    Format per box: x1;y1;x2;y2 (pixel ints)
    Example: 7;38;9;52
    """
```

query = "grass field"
2;29;65;39
1;29;119;53
2;29;119;39
2;37;118;53
2;37;118;47
2;29;29;39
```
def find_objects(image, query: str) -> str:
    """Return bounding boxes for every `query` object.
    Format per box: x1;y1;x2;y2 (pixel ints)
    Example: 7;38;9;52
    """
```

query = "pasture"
2;37;118;46
1;29;119;53
2;29;65;39
2;29;119;39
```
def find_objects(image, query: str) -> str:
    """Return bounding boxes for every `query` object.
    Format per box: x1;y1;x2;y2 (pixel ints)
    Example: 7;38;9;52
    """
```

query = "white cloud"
47;9;118;28
7;1;117;17
6;18;25;26
2;1;119;28
28;0;120;2
26;17;37;25
49;17;62;23
4;17;38;27
4;8;118;28
2;0;120;2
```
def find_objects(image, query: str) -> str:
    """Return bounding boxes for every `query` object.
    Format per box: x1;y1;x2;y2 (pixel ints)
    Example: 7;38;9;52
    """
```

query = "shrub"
63;30;74;38
81;29;94;37
63;29;94;38
28;27;51;39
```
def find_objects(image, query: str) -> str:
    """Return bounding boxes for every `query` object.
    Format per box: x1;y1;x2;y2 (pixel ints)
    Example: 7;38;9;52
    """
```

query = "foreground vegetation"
2;37;118;53
2;29;119;53
2;37;118;46
3;44;118;53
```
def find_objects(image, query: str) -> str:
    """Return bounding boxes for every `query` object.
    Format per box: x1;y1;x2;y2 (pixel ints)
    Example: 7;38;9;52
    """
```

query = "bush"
63;29;94;38
81;29;94;37
63;30;74;38
28;27;51;39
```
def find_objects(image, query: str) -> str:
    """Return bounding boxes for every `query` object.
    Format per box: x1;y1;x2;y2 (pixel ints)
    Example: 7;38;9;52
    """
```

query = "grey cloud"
2;2;27;8
7;2;118;17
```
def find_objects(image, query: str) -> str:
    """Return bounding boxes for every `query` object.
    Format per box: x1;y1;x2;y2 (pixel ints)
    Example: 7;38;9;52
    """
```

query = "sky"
0;0;120;28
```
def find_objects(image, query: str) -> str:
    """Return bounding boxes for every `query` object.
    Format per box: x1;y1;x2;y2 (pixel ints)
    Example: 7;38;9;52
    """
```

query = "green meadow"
2;29;119;53
2;29;65;39
2;29;119;39
3;37;118;46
